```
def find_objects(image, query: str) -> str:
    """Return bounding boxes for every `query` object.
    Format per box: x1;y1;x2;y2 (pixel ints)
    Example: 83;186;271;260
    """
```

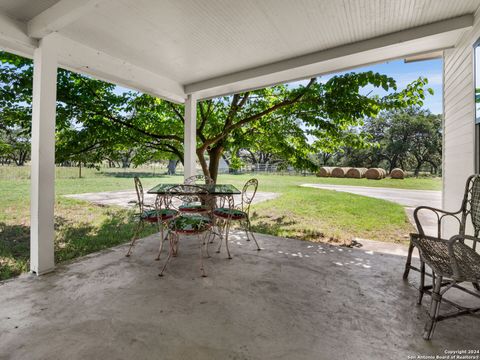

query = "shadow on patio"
0;231;478;360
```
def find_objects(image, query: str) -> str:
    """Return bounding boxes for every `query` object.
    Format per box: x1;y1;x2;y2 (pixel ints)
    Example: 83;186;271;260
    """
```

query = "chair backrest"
184;175;214;185
134;177;144;213
166;184;210;210
461;174;480;236
241;178;258;215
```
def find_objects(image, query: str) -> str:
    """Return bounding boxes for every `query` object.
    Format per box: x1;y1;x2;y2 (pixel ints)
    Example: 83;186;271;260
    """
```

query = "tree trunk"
389;155;398;173
322;153;331;165
167;159;177;175
121;157;130;168
196;148;210;180
78;162;82;178
414;158;423;177
427;161;438;175
414;166;421;177
16;151;28;166
208;146;224;183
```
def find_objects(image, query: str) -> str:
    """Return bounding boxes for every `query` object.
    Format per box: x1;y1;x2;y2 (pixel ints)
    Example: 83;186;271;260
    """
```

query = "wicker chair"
404;174;480;340
125;177;178;259
158;184;212;277
212;178;261;259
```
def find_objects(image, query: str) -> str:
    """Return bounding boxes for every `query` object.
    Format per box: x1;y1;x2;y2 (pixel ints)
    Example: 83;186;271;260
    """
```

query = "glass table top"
147;183;241;195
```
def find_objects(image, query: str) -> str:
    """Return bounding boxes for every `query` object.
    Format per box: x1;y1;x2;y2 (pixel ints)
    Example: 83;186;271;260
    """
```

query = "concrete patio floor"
0;232;479;360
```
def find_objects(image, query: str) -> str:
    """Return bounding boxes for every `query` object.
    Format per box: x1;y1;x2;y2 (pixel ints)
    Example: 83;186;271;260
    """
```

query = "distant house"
208;157;229;173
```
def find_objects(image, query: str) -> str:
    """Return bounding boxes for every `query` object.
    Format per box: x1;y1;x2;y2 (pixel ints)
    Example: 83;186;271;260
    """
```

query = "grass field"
0;166;438;280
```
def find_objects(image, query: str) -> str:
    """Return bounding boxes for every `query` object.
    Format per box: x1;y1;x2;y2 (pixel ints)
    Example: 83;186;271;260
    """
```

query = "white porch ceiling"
0;0;479;103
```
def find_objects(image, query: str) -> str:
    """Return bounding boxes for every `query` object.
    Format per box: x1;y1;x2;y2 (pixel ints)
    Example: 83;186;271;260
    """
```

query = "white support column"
30;35;58;275
183;94;197;180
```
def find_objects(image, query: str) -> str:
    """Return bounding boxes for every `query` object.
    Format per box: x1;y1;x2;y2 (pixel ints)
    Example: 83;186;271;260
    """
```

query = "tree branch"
168;102;184;124
204;79;315;147
198;102;208;142
77;77;183;142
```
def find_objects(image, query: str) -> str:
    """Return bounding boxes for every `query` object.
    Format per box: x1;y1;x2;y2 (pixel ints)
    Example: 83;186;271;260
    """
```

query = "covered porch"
1;232;479;359
0;0;480;357
0;0;476;274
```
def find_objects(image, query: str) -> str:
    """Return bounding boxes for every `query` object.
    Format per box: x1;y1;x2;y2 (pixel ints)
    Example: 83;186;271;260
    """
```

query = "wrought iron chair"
404;174;480;340
179;174;215;214
212;178;261;259
158;184;212;277
125;177;178;259
184;174;214;185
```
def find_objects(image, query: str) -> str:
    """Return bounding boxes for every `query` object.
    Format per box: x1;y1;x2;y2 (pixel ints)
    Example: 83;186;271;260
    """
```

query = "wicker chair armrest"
411;233;446;246
413;206;462;238
446;234;480;281
447;235;464;280
448;234;480;249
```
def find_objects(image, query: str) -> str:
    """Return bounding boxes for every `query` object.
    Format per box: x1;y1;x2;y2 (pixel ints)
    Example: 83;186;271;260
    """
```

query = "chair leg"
204;230;211;258
224;220;232;259
423;275;443;340
417;260;426;305
403;242;415;280
125;220;144;257
199;233;207;277
155;225;168;261
244;222;251;242
209;217;218;243
159;233;175;277
245;218;260;251
215;219;225;253
204;230;212;245
172;233;179;257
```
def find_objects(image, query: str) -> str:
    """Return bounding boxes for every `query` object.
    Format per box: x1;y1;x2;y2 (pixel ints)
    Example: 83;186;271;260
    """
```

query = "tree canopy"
320;107;442;175
0;51;433;181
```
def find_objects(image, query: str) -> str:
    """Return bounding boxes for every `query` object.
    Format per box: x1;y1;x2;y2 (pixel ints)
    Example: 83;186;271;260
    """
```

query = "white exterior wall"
443;10;480;236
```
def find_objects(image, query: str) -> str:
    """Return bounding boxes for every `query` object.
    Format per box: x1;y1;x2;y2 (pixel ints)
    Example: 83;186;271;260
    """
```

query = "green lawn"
0;179;159;280
0;168;436;280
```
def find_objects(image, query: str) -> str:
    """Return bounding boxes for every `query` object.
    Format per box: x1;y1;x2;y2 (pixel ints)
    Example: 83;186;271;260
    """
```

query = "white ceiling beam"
28;0;107;39
0;11;37;57
404;50;444;63
185;14;473;97
56;35;186;103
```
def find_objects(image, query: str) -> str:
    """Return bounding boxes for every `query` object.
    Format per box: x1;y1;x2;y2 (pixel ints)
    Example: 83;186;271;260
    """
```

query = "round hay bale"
365;168;385;180
379;168;387;178
390;168;405;179
317;166;333;177
345;167;367;179
331;167;351;178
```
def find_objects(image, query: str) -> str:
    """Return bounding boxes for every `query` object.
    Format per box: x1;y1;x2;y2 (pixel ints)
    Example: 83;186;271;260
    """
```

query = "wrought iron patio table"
147;183;241;275
147;182;241;240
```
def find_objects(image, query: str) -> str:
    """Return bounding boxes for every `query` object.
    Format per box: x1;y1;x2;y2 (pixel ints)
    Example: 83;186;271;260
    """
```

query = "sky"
289;58;443;115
